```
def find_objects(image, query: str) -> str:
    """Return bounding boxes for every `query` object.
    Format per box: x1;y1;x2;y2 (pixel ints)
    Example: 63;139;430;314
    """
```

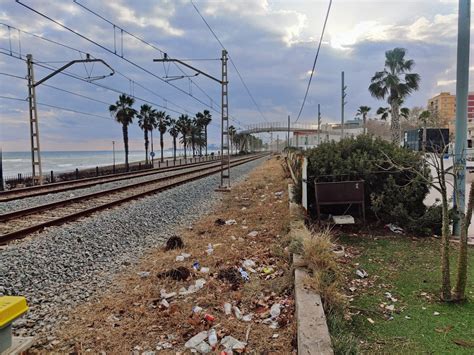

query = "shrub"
305;135;431;232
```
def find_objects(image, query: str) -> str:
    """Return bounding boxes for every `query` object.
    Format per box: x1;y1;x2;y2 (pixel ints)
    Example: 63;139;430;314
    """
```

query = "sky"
0;0;472;152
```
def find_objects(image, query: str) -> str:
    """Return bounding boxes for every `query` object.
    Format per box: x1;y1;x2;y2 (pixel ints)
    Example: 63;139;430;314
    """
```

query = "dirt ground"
50;156;296;354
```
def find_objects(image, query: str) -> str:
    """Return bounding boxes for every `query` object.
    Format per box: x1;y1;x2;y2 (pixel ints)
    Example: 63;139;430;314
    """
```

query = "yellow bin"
0;297;29;354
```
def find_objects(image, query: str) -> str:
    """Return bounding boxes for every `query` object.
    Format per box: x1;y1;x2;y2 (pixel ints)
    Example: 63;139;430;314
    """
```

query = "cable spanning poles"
154;51;231;190
14;1;229;125
190;0;269;124
294;0;332;123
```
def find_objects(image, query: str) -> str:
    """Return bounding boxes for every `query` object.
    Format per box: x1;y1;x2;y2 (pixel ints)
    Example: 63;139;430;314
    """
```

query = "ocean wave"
4;159;26;162
57;164;73;167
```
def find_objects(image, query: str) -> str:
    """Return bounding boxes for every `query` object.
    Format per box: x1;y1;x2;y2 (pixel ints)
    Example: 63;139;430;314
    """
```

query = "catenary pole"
453;0;471;235
317;104;321;146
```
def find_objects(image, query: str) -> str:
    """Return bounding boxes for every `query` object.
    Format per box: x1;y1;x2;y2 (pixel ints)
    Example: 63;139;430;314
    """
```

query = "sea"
1;149;217;178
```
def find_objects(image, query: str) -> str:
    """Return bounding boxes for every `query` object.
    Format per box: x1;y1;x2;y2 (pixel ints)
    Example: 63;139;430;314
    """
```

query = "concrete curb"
289;184;333;355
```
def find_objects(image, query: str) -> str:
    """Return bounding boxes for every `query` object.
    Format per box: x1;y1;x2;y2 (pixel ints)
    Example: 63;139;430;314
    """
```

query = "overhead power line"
295;0;332;123
15;1;245;128
0;95;113;121
190;0;269;124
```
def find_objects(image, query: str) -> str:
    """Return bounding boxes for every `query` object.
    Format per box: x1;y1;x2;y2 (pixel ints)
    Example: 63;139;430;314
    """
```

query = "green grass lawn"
338;235;474;354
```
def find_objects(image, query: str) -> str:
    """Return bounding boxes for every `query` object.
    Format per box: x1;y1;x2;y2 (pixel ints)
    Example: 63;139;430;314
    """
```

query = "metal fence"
2;154;218;190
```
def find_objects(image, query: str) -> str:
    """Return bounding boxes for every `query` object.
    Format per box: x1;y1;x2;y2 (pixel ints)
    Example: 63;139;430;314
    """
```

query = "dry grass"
48;156;296;353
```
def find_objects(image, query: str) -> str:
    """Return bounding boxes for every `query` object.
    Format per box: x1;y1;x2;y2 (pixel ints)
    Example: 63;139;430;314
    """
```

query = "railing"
2;154;218;190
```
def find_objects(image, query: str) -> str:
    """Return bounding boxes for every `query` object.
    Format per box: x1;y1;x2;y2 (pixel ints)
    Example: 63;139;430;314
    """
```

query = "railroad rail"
0;154;268;244
0;157;224;202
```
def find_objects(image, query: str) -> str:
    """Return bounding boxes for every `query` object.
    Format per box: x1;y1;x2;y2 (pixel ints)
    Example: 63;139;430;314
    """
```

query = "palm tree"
196;110;212;155
137;104;156;165
369;48;420;144
356;106;371;134
155;111;170;163
228;125;236;154
176;114;191;159
109;94;137;171
168;119;179;161
376;107;390;121
190;118;202;157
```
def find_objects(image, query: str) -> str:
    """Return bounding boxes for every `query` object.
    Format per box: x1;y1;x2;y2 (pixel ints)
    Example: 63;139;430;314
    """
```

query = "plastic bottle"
208;328;218;348
224;302;232;315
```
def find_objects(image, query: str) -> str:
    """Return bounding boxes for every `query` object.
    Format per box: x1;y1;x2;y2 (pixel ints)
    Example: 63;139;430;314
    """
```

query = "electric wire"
190;0;269;124
294;0;332;123
0;95;113;121
14;1;242;127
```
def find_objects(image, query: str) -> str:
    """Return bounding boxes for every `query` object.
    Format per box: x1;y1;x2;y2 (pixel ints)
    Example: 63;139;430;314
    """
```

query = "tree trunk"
173;137;176;161
144;129;149;165
452;181;474;300
183;134;187;160
205;126;208;156
192;138;196;157
160;131;164;163
363;113;367;135
122;123;129;171
390;102;401;145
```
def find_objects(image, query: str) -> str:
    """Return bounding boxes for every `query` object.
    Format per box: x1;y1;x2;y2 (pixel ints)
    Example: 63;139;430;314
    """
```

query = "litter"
137;271;150;278
176;255;185;262
332;215;355;225
193;261;201;271
405;316;411;320
184;331;208;349
233;306;243;320
200;267;210;273
160;289;177;299
238;268;250;282
433;311;440;316
367;318;375;324
192;306;203;314
220;336;247;351
349;287;357;292
224;303;232;315
242;314;253;322
385;304;395;312
206;243;214;255
155;341;173;350
262;267;274;275
179;279;206;295
384;292;398;302
225;219;237;225
208;329;218;348
215;218;226;226
160;299;170;308
385;223;404;234
274;191;284;197
242;259;256;268
204;314;215;323
270;303;281;318
164;236;184;250
195;341;211;353
272;334;279;339
247;231;259;237
356;269;368;279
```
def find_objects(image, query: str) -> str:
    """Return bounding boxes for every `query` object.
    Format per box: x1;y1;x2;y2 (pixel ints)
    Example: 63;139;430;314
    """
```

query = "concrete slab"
3;336;35;355
294;266;333;355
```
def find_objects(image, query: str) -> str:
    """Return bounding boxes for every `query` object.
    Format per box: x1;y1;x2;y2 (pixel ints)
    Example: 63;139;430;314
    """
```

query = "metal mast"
220;49;230;189
26;54;43;185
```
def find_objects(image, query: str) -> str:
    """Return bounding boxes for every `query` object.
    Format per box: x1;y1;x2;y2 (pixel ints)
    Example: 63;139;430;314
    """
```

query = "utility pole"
154;50;230;190
341;71;347;140
453;0;471;235
270;131;273;152
287;115;291;149
317;103;321;146
26;54;42;185
25;54;114;185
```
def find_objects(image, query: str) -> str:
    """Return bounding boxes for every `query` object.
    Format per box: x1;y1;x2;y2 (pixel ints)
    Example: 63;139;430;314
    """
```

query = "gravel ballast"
0;161;223;214
0;157;267;346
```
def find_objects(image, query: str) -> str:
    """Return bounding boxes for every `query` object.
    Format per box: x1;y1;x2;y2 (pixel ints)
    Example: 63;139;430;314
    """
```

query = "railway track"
0;154;267;244
0;157;225;202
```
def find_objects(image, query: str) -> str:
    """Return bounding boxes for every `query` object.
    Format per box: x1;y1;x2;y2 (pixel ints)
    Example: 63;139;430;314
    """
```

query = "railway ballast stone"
0;157;267;346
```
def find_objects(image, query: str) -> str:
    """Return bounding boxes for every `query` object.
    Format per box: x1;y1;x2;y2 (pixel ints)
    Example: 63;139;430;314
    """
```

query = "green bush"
305;135;431;233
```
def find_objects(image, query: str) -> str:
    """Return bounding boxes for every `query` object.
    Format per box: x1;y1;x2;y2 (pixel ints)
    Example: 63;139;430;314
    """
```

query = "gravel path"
0;162;221;214
0;157;267;346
